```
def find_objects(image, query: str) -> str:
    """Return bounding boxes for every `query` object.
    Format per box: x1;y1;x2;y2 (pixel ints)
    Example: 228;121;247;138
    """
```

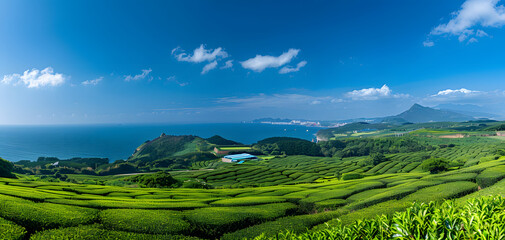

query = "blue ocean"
0;123;321;162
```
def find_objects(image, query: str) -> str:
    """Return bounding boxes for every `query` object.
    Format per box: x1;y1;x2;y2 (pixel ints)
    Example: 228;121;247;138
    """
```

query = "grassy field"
217;146;253;151
3;133;505;239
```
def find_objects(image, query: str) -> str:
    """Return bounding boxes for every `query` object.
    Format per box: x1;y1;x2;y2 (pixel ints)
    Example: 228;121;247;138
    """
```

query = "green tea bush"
29;224;200;240
424;172;477;182
221;209;346;240
255;196;505;240
403;181;478;203
46;198;208;210
100;209;190;235
210;196;286;206
0;194;97;231
314;199;347;210
400;162;421;173
184;202;297;238
347;180;442;210
476;165;505;188
300;181;384;212
0;184;68;201
341;172;363;180
0;217;26;240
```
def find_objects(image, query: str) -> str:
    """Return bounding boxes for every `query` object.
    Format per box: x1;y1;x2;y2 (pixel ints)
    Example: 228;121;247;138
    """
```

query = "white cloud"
201;61;218;74
279;61;307;74
221;60;233;69
331;98;345;103
124;69;152;81
468;37;479;43
172;44;228;63
2;67;66;88
82;76;103;86
241;49;300;72
217;93;332;108
433;88;480;96
167;76;188;86
345;85;408;100
429;0;505;44
423;88;494;105
423;40;435;47
476;29;489;36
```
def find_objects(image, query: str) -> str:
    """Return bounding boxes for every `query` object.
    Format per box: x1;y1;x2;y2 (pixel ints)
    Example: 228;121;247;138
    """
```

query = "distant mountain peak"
395;104;474;123
409;103;425;110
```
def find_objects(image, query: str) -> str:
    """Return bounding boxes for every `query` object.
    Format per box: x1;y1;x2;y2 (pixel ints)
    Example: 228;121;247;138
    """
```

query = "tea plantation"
3;134;505;239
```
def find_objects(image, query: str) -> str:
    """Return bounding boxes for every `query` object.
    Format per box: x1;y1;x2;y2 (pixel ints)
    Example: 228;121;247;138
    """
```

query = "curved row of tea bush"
0;217;26;240
29;224;200;240
254;196;505;240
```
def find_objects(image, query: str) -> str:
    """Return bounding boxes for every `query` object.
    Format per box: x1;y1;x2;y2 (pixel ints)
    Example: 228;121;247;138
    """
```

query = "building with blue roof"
222;153;258;163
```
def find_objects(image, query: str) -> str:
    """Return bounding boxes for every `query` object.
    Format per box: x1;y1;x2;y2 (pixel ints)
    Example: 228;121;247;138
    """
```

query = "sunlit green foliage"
100;209;190;235
0;217;25;240
0;194;97;232
29;224;199;240
255;196;505;240
0;157;15;178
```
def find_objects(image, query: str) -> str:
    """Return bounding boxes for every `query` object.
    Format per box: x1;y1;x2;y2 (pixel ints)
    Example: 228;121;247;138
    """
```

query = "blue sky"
2;0;505;124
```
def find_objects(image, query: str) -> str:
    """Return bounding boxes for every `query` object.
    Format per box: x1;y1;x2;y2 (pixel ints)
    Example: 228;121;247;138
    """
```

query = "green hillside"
129;135;207;161
4;125;505;239
205;135;242;145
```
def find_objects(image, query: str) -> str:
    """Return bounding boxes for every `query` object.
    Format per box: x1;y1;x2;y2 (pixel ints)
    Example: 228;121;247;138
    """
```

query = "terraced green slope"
3;134;505;239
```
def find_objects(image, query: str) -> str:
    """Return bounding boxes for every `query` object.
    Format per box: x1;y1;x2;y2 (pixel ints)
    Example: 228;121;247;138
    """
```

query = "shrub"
424;172;477;182
184;203;297;238
254;196;505;240
314;199;347;210
476;165;505;188
98;163;137;176
46;198;208;210
29;224;199;240
0;194;97;232
420;158;450;173
127;171;180;188
299;181;384;212
0;217;25;240
210;196;286;207
100;209;190;235
0;158;15;178
403;181;478;203
371;153;388;166
221;209;346;240
341;172;363;180
347;180;443;210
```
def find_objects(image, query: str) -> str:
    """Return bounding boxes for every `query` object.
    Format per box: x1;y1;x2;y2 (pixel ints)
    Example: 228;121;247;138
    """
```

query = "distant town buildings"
259;120;348;128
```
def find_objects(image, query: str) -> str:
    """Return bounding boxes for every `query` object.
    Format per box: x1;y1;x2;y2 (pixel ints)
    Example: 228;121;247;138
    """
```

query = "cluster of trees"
254;137;322;156
317;122;392;139
420;158;450;174
126;171;179;188
0;157;15;178
126;171;212;189
319;137;432;158
13;157;112;176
